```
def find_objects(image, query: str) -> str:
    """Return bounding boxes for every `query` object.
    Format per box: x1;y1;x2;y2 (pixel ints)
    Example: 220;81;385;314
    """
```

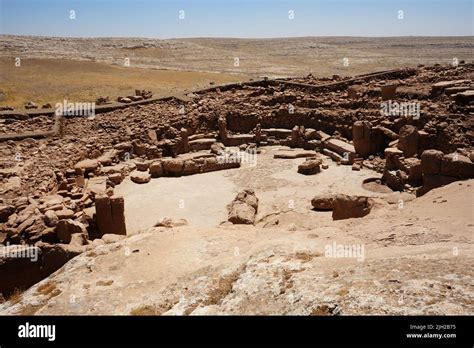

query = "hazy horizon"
1;34;473;40
1;0;472;38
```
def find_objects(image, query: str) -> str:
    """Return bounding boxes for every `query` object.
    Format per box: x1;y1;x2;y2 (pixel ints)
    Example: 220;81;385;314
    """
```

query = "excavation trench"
115;147;393;234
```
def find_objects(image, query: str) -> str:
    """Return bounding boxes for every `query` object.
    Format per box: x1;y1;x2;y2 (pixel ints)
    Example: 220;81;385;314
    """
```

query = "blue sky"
0;0;472;38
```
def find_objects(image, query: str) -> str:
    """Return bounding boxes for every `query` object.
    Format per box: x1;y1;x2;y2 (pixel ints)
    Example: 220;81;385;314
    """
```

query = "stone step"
189;138;216;151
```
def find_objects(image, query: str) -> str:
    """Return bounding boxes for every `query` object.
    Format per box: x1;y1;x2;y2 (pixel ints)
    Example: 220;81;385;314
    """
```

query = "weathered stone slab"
323;138;356;157
274;149;317;159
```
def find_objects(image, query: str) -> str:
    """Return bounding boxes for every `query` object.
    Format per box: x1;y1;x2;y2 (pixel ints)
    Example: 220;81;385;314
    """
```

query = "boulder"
234;189;259;210
0;205;15;223
96;96;111;105
133;159;150;172
97;150;118;166
55;208;75;220
25;101;38;109
332;195;372;220
39;242;84;275
311;194;336;210
323;148;343;162
130;170;151;184
189;139;216;152
43;210;59;227
228;202;257;225
383;170;405;192
108;173;123;185
440;153;474;179
69;233;88;247
55;219;88;243
421;149;443;175
397;125;419;157
74;159;99;174
118;97;132;103
298;159;322;175
149;161;163;178
132;141;149;156
228;189;259;225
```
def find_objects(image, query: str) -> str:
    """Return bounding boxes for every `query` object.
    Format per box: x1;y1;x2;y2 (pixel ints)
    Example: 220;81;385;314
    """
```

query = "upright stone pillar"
218;116;229;145
291;126;300;148
110;195;127;235
181;128;189;153
95;194;127;236
95;195;113;236
255;123;262;146
352;121;372;158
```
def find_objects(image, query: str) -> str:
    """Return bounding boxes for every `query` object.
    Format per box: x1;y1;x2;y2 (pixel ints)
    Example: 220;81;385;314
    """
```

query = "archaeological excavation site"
1;62;473;316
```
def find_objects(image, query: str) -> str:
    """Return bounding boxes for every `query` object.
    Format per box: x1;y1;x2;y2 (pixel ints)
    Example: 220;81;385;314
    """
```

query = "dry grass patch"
0;58;246;108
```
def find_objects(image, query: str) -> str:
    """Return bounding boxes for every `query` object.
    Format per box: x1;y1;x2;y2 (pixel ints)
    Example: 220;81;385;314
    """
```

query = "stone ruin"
1;63;474;295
